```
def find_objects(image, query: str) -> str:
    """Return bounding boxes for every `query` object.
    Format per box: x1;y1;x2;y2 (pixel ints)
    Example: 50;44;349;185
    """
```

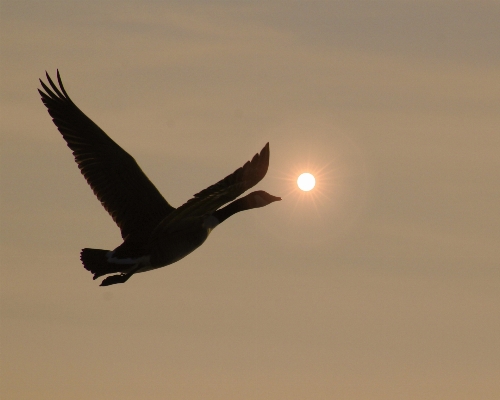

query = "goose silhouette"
39;71;281;286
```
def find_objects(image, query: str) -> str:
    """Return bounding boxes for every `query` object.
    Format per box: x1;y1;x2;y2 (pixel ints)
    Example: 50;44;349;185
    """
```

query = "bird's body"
39;71;280;286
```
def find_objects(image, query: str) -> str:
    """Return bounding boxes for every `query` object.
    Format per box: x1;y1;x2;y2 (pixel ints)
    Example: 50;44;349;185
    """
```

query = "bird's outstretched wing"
161;143;270;227
39;71;175;242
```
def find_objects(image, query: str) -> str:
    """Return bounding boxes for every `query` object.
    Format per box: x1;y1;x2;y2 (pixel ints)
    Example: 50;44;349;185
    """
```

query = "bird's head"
245;190;282;208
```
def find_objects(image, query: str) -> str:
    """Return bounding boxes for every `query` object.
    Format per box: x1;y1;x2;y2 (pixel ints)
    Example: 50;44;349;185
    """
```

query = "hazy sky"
1;1;499;399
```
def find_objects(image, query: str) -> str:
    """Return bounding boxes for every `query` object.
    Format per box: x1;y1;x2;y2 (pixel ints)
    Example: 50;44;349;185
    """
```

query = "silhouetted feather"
39;71;175;242
157;143;269;227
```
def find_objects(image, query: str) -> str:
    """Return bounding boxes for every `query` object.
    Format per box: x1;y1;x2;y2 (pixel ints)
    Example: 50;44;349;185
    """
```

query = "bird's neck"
213;196;251;224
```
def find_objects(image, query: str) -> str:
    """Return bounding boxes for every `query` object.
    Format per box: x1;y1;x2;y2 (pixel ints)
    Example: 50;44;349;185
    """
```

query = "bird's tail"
80;248;121;280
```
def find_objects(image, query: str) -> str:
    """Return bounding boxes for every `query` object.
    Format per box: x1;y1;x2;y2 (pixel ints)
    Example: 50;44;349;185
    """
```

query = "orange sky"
1;2;499;399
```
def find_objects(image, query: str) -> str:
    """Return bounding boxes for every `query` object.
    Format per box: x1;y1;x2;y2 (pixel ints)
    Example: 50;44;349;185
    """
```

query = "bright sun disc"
297;173;316;191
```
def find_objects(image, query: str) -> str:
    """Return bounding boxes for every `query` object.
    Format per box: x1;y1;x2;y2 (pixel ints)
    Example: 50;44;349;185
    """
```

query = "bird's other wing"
161;143;270;226
38;71;175;241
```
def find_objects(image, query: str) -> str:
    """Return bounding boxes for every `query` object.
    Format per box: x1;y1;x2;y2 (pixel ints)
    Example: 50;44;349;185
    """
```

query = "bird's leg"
99;264;142;286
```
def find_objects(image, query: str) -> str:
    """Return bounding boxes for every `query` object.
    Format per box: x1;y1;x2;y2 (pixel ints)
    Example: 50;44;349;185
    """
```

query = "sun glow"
297;173;316;191
274;161;334;224
259;121;368;246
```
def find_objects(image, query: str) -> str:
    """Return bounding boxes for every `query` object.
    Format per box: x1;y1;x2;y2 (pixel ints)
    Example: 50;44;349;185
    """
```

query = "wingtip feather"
42;70;66;99
56;69;69;98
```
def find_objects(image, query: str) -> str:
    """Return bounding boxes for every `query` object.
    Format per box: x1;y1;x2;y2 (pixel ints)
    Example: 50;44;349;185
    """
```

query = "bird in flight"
39;71;281;286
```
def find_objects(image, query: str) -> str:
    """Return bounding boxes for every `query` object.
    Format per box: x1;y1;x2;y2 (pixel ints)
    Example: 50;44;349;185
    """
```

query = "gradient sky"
1;1;499;399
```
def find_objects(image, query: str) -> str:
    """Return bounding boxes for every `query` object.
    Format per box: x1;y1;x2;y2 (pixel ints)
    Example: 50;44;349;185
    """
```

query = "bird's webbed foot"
100;273;133;286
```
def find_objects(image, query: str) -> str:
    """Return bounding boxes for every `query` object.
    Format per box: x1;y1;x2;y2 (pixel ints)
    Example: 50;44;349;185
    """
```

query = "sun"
297;172;316;191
